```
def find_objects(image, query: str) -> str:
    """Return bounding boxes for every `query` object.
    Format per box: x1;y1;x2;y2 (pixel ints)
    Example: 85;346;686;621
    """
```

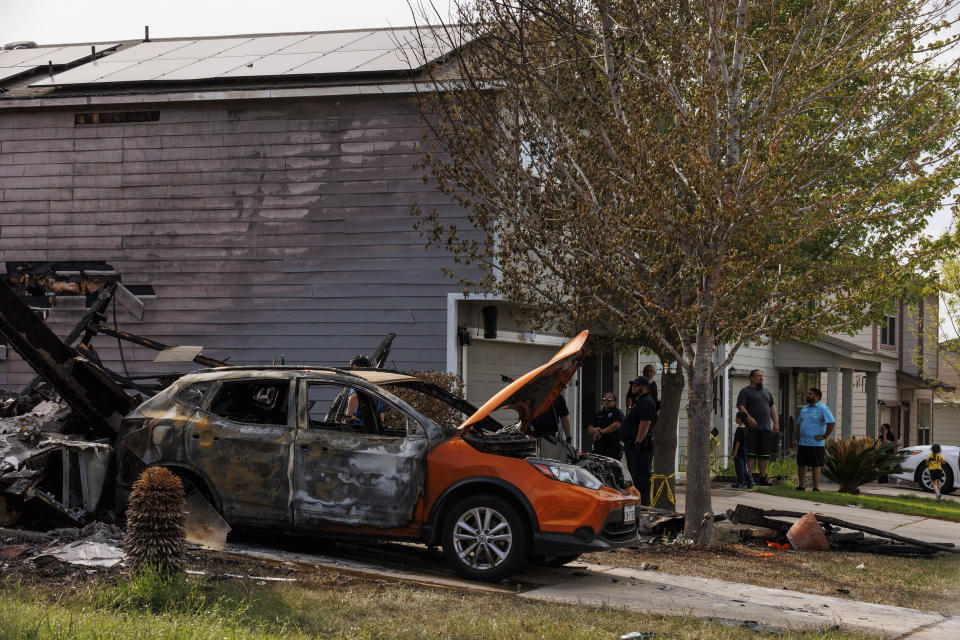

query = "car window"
208;379;290;426
177;381;213;407
306;382;410;438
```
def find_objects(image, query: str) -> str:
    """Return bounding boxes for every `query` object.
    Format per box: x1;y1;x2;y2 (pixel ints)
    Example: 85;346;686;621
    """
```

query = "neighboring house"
935;342;960;445
672;294;946;462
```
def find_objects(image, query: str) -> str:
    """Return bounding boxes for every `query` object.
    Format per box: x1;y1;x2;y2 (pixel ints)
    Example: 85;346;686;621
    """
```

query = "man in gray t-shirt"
736;369;779;485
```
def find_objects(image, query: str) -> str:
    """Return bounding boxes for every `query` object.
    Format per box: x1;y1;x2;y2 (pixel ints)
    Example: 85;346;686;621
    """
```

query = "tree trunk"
683;339;716;545
652;367;684;510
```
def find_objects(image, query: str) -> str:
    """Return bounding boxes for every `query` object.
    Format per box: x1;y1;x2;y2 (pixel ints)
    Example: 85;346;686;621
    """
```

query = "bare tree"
412;0;960;543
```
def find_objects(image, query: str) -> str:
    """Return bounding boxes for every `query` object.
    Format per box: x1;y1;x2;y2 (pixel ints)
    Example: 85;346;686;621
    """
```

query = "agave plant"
823;437;905;494
123;467;187;573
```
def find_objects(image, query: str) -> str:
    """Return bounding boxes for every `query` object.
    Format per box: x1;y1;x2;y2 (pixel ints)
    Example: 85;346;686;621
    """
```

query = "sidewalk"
521;562;960;639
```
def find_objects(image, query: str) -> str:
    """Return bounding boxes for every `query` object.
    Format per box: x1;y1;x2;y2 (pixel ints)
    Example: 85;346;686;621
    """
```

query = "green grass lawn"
754;484;960;521
0;567;882;640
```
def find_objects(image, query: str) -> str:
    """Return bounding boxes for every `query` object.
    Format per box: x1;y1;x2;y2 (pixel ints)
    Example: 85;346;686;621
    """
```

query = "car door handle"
191;433;219;440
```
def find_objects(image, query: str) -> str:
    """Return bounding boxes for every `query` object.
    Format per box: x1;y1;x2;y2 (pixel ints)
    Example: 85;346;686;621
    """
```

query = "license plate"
623;504;636;524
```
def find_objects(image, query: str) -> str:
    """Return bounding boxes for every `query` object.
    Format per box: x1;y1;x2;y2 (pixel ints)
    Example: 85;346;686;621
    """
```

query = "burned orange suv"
116;331;640;580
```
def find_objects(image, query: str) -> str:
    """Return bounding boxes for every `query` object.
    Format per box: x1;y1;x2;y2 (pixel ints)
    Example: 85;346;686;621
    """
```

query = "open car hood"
457;330;589;433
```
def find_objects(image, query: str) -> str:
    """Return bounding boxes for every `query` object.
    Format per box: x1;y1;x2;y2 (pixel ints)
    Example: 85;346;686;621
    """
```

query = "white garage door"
464;339;574;428
935;405;960;446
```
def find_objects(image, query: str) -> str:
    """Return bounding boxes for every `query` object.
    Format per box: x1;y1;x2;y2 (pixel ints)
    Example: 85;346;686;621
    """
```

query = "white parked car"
889;445;959;494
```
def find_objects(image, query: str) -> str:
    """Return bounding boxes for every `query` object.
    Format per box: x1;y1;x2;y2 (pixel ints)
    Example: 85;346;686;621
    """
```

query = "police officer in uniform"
587;392;624;460
620;376;657;505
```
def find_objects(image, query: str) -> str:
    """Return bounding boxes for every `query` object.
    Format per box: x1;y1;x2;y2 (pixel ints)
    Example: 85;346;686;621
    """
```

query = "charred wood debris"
0;266;955;566
0;265;196;530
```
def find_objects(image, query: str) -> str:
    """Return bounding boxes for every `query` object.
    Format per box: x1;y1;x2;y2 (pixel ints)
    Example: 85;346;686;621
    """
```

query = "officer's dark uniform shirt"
592;406;624;456
619;394;657;446
593;408;624;439
529;395;570;438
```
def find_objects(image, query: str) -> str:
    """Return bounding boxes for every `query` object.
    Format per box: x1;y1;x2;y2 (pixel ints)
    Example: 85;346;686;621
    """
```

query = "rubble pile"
0;520;125;579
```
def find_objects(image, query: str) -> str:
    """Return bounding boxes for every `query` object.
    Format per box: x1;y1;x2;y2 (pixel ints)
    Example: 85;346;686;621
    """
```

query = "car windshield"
382;380;503;432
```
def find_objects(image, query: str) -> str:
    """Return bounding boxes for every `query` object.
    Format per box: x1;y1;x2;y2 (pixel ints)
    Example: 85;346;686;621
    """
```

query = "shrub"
823;437;905;494
123;467;186;573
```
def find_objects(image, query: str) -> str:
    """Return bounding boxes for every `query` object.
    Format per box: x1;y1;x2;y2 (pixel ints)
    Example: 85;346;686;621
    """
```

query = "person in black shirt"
587;392;624;459
620;376;656;505
529;394;572;442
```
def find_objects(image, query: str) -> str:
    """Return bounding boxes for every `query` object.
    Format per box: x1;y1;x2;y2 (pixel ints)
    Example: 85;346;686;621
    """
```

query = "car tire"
530;553;582;567
441;494;528;581
916;462;955;494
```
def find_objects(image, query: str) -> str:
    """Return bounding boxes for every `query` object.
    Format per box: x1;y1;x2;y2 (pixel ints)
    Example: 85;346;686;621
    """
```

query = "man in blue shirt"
793;387;835;491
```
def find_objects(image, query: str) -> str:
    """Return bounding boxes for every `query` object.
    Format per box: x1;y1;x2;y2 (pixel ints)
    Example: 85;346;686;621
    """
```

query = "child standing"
731;411;753;489
927;444;946;500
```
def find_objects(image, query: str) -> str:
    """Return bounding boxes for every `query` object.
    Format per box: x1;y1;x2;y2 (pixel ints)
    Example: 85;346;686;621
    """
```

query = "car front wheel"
917;462;955;494
441;494;528;581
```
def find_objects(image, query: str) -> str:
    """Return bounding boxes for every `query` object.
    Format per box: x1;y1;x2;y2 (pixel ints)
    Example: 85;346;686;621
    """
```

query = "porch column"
841;368;853;438
826;367;839;419
865;371;878;438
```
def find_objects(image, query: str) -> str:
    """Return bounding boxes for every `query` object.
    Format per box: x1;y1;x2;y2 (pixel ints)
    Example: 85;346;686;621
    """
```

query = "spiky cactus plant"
123;467;186;573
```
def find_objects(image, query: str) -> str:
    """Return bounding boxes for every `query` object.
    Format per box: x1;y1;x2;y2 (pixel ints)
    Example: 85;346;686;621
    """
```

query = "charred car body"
1;278;639;580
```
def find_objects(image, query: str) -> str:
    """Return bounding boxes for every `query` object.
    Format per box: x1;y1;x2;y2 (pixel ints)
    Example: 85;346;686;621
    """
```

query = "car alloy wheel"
454;506;512;569
918;462;955;494
442;494;528;581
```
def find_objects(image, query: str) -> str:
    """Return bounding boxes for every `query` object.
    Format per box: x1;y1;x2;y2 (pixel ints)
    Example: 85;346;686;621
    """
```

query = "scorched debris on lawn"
0;276;220;527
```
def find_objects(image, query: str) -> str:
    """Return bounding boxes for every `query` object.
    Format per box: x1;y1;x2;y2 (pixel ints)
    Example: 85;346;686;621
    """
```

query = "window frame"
879;315;897;348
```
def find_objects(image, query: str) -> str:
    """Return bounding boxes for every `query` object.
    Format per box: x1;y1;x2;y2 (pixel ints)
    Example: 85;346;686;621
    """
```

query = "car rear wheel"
441;494;528;581
917;462;954;494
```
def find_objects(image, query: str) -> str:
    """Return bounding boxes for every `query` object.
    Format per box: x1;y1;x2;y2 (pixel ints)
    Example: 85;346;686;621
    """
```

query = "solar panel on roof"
220;52;323;77
32;59;135;86
155;38;253;59
280;32;371;54
286;50;383;75
106;40;194;62
0;66;29;83
351;49;420;73
104;59;194;82
27;29;458;86
0;42;121;87
215;34;312;57
156;55;258;80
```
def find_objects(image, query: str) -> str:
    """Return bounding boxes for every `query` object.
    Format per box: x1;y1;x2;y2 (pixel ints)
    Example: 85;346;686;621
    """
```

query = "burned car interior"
208;380;291;427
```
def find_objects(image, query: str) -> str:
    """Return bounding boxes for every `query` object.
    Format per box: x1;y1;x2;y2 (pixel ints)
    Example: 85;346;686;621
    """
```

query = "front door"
186;377;295;526
292;380;429;529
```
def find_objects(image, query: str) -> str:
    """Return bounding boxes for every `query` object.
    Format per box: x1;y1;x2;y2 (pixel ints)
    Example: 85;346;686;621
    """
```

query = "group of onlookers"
587;364;659;505
582;365;952;501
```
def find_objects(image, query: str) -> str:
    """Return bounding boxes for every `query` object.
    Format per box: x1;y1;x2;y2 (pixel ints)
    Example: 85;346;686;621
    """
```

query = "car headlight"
529;459;603;490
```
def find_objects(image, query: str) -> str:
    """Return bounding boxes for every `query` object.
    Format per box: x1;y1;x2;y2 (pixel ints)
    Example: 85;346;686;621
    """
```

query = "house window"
880;315;896;347
917;401;931;445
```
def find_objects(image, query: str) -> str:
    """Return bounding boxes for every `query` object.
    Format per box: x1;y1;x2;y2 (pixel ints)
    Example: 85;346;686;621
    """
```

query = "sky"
1;0;955;239
0;1;440;44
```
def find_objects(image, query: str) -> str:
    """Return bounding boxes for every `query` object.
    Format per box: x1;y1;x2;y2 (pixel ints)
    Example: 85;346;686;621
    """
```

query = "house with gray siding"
0;28;612;447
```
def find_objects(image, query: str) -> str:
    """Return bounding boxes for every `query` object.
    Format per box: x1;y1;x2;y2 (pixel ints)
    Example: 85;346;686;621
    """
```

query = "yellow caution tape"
650;472;676;507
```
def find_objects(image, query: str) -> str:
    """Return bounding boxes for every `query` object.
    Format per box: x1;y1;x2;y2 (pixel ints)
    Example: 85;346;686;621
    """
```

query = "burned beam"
91;326;227;369
23;281;117;394
0;279;131;437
